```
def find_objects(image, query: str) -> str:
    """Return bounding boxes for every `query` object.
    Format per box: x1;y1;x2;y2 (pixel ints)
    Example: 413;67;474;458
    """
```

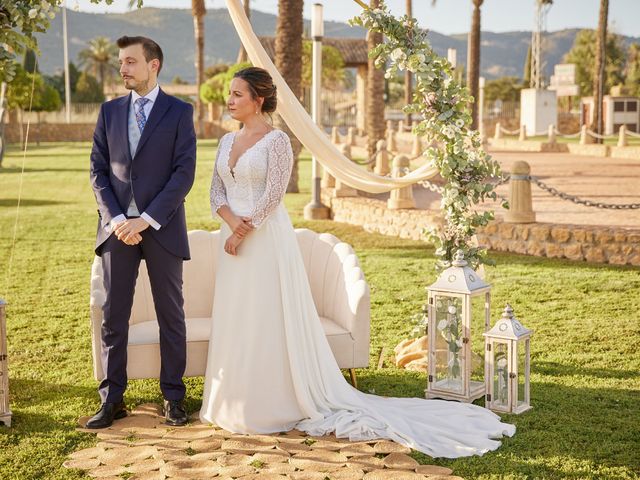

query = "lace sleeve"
210;135;229;218
249;130;293;228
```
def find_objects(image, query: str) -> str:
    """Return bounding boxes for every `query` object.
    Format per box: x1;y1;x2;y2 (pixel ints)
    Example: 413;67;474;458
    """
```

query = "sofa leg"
349;368;357;388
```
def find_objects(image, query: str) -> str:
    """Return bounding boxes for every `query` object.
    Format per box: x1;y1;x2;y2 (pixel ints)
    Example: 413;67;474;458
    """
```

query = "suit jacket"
89;88;196;259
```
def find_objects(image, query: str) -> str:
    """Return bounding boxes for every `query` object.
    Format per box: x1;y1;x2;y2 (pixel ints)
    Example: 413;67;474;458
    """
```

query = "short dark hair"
233;67;278;114
116;35;164;75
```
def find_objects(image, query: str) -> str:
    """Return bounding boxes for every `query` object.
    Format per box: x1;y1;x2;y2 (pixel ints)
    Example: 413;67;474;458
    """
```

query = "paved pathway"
381;149;640;229
65;404;463;480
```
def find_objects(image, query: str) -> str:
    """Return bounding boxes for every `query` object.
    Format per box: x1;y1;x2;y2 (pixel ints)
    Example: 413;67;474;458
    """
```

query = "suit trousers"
99;229;186;403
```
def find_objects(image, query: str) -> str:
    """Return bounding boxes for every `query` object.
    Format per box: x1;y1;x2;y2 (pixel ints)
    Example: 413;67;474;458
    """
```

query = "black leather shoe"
85;401;127;429
163;399;187;426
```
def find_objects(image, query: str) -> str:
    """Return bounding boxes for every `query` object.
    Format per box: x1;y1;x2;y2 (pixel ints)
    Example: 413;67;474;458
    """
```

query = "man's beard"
123;77;148;92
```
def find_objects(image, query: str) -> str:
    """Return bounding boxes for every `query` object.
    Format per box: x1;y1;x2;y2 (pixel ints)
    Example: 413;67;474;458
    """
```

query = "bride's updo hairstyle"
233;67;278;114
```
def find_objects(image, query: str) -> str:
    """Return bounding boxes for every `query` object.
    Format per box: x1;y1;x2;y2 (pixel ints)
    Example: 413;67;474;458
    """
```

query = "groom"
88;36;196;428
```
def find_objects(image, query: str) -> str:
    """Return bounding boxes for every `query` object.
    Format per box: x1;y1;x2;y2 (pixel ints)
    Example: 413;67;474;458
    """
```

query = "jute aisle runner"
64;403;463;480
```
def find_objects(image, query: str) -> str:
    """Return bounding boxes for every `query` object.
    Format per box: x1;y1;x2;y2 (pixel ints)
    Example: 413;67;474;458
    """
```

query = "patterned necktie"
135;97;150;133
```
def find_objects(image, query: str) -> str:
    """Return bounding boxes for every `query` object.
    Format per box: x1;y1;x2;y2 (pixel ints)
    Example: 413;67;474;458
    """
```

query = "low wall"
4;121;228;144
323;191;640;266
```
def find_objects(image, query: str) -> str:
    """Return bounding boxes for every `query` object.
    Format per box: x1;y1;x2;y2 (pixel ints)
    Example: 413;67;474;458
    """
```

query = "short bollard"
504;161;536;223
333;144;358;197
374;139;389;176
618;125;628;147
387;154;415;209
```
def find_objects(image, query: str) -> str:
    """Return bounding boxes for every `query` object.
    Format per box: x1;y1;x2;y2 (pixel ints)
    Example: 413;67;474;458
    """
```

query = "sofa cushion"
128;316;352;346
129;318;212;345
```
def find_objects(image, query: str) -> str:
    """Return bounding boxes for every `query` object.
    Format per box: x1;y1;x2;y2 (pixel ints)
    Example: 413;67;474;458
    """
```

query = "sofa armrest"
89;256;105;380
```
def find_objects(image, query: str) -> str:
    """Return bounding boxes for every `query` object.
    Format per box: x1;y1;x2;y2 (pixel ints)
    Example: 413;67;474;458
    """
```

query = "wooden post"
331;126;340;144
0;299;11;427
518;124;527;141
547;124;556;144
333;144;358;197
618;124;628;147
411;135;423;157
494;122;503;139
504;161;536;223
387;154;415;209
386;129;397;153
347;127;356;146
374;139;390;176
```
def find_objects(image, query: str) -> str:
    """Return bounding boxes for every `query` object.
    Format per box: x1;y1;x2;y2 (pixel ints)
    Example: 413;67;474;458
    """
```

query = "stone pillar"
411;135;423;157
356;65;367;134
398;120;405;133
374;139;390;176
504;161;536;223
580;125;593;145
347;127;357;146
518;124;527;141
618;125;628;147
494;122;503;139
387;154;415;209
386;129;397;153
331;126;340;144
0;299;11;427
333;144;358;197
547;124;556;144
386;120;394;134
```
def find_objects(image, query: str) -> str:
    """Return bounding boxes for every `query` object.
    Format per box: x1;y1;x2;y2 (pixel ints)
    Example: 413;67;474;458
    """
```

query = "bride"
199;66;515;458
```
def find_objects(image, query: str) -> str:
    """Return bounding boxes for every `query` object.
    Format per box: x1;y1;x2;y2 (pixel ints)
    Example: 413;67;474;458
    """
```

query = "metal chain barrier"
499;126;521;135
553;127;582;138
530;176;640;209
586;129;616;140
626;130;640;138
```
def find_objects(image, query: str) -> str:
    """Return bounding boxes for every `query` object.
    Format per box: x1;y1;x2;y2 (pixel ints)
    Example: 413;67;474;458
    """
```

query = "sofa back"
128;228;359;324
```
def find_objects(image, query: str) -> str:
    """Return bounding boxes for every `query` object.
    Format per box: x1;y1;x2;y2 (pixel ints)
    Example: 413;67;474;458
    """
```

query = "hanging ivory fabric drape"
224;0;440;194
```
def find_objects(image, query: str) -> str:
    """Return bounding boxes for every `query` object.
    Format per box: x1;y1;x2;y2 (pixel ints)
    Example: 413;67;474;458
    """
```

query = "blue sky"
71;0;640;38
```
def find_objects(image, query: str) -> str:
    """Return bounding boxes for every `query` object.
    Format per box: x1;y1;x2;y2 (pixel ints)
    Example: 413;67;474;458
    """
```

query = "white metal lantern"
0;299;11;427
426;250;491;402
483;304;532;414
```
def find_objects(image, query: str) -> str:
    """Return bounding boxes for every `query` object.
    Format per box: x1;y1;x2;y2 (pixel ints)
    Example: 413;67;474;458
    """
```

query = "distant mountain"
35;7;640;83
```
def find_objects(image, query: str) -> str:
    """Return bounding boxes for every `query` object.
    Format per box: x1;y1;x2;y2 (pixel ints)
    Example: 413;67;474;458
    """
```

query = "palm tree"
367;0;386;159
236;0;251;63
275;0;304;193
192;0;206;137
593;0;609;141
431;0;484;130
77;36;118;90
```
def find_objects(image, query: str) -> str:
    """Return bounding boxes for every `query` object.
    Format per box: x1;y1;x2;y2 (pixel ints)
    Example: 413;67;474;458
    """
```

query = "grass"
0;141;639;480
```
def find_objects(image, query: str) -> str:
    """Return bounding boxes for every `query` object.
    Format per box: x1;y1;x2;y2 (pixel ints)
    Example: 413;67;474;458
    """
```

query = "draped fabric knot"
135;97;150;133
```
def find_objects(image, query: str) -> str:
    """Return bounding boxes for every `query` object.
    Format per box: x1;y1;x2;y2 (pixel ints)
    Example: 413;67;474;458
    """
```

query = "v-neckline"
227;129;277;176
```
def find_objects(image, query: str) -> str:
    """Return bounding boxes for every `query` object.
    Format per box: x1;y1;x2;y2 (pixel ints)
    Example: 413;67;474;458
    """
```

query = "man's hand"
230;215;254;239
115;218;150;244
224;233;244;256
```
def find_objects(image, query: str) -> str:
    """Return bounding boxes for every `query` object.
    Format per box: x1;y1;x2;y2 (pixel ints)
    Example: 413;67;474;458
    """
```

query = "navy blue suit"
90;89;196;403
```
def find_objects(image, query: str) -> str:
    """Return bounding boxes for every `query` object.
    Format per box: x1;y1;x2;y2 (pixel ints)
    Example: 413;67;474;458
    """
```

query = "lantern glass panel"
470;294;486;387
493;341;509;409
517;339;527;408
434;294;464;393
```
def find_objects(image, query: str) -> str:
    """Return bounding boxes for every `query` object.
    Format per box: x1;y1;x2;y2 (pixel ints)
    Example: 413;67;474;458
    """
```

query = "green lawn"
0;141;638;480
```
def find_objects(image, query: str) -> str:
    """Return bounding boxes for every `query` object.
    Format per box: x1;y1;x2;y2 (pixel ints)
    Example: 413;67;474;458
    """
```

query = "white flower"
28;8;38;18
437;319;448;331
448;305;457;315
455;338;463;348
390;48;405;62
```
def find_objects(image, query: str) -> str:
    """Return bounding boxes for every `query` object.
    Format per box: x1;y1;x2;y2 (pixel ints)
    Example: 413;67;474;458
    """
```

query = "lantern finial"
451;250;467;267
502;304;514;319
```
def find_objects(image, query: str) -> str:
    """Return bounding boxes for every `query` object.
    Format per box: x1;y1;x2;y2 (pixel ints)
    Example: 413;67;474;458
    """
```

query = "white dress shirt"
109;84;161;232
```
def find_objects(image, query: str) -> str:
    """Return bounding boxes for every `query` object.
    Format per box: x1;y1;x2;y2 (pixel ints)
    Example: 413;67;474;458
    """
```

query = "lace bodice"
210;129;293;228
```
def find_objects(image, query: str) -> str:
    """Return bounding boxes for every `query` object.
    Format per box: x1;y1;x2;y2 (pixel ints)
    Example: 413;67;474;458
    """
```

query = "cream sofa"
90;229;370;386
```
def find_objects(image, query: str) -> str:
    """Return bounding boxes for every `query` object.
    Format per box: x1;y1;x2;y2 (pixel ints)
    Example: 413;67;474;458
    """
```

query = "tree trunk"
192;0;206;138
404;0;413;128
236;0;251;64
467;0;483;131
367;0;386;159
593;0;609;143
275;0;303;193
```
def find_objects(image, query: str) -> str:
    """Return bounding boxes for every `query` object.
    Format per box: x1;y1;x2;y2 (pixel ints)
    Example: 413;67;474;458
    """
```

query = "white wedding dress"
200;129;515;458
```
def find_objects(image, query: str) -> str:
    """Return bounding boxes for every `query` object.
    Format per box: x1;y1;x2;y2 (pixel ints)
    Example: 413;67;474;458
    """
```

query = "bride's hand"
230;216;254;239
224;233;243;256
